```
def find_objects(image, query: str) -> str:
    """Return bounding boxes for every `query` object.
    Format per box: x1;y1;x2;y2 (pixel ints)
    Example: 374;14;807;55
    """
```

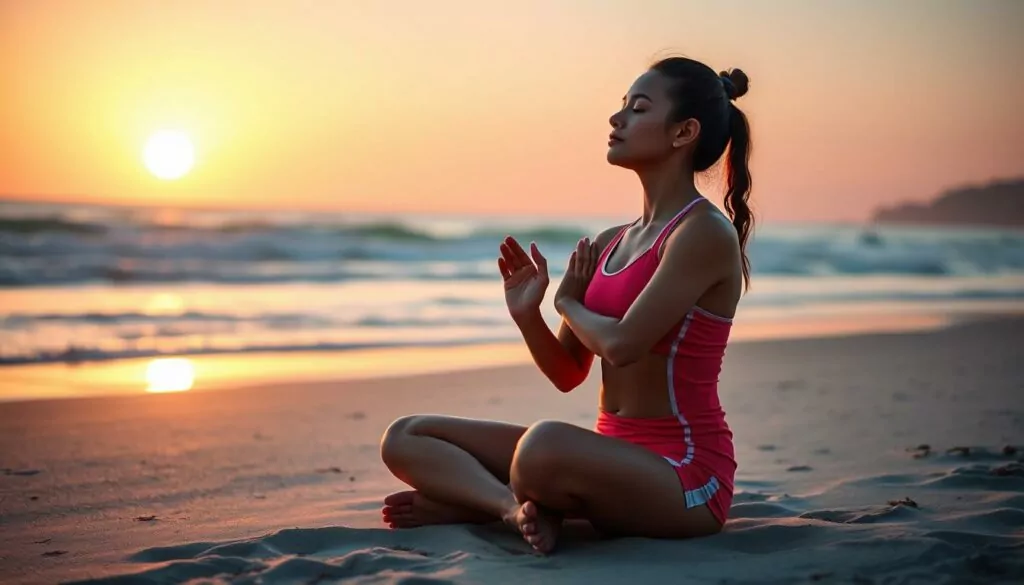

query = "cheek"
629;119;670;151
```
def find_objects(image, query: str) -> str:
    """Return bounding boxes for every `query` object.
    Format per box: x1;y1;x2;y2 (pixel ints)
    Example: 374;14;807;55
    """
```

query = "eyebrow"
622;93;653;104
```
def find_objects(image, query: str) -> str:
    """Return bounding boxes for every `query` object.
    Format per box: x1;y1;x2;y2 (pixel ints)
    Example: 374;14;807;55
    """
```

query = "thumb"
530;242;549;279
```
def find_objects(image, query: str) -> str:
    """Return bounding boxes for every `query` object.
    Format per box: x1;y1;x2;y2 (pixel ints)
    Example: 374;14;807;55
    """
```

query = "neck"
635;160;703;224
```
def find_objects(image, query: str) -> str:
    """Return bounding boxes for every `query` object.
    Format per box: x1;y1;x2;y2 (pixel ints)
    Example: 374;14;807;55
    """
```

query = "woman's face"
606;70;698;169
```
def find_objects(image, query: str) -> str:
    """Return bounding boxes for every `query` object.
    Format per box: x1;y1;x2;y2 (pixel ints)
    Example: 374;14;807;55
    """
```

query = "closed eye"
621;94;652;113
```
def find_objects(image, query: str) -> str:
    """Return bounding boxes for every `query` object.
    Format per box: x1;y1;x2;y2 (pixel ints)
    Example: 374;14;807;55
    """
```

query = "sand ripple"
70;456;1024;585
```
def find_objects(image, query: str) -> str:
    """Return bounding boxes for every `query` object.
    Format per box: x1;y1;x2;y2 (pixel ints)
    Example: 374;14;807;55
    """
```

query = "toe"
522;501;538;520
383;504;411;518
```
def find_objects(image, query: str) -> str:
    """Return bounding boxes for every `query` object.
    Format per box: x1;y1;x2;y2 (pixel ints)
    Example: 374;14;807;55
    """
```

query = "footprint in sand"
787;465;813;472
775;380;806;392
2;468;41;477
906;444;931;459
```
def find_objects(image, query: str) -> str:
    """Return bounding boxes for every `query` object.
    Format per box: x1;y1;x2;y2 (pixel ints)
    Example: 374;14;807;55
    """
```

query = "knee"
511;420;574;485
379;414;425;469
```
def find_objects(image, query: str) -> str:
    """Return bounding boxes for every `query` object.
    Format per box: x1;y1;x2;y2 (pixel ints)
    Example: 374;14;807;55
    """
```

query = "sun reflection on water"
145;357;195;393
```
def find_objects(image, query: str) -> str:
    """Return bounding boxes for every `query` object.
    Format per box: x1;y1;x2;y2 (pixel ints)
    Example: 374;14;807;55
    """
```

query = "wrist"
511;307;545;328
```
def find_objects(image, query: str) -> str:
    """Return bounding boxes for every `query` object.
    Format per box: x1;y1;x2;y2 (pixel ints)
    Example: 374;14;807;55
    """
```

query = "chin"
606;151;637;169
606;146;632;168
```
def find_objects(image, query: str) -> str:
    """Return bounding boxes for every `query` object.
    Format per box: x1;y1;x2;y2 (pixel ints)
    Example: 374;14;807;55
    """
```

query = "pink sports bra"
583;196;734;356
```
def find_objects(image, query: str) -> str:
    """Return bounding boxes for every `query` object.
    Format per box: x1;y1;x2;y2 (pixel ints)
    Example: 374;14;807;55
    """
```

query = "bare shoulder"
593;223;629;255
663;205;740;263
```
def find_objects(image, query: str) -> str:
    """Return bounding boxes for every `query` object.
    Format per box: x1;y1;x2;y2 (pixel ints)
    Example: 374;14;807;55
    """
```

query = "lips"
608;134;624;146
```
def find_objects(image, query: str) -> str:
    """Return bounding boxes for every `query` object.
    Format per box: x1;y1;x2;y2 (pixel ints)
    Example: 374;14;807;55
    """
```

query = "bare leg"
508;420;723;553
379;415;526;528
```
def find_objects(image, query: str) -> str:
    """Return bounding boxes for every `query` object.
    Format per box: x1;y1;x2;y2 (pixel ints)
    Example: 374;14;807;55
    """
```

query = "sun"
143;130;195;180
145;357;195;393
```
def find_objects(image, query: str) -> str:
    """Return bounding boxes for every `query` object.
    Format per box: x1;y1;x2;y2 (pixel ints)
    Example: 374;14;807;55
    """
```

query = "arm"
511;310;590;393
500;227;623;392
555;215;738;367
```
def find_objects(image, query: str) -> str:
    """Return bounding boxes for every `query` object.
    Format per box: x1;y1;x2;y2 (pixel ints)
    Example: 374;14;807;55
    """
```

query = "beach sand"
1;317;1022;584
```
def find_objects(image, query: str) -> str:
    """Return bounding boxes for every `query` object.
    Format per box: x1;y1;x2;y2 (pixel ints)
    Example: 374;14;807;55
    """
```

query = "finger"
498;257;511;280
589;241;600;275
566;250;577;275
506;236;533;268
499;242;519;270
575;238;589;278
581;237;593;276
530;242;549;280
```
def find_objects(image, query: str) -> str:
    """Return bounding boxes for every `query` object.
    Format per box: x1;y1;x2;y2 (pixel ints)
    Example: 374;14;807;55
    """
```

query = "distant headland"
872;178;1023;227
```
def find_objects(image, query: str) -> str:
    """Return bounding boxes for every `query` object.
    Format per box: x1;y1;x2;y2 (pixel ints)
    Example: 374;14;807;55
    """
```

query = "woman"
379;55;753;554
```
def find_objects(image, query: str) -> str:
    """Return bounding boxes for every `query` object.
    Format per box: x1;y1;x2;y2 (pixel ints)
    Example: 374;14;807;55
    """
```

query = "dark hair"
651;57;754;290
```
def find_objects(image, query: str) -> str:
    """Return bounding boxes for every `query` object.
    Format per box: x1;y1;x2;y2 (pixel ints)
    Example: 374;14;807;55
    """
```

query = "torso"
584;197;741;418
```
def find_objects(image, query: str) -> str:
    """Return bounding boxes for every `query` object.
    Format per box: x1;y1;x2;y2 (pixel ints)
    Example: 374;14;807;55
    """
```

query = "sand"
1;317;1022;584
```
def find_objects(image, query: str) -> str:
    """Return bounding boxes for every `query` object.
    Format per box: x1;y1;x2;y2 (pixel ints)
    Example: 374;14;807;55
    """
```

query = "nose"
608;109;625;129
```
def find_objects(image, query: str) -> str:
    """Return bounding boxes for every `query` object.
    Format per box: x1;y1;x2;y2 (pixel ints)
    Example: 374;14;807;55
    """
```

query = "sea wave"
2;281;1021;366
2;200;1024;286
0;336;515;366
5;201;1022;368
0;213;591;243
2;213;1022;286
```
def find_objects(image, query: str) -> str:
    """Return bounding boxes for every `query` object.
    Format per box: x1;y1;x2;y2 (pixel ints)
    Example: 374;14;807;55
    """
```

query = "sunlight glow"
143;130;195;180
145;293;185;316
145;358;195;393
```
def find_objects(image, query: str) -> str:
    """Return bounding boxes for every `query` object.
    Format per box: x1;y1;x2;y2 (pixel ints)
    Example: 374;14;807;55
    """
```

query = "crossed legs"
379;415;721;553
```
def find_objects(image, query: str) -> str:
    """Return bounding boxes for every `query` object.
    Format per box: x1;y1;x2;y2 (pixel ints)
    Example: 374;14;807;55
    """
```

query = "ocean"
2;199;1022;366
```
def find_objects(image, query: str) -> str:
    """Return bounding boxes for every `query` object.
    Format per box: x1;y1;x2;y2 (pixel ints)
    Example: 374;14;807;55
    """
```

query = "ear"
671;118;701;149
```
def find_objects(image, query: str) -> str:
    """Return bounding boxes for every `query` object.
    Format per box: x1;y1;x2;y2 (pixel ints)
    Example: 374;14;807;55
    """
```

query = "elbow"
553;379;579;394
553;369;587;393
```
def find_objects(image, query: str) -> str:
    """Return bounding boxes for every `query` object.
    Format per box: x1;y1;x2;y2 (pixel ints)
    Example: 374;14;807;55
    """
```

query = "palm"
504;265;546;314
497;237;550;318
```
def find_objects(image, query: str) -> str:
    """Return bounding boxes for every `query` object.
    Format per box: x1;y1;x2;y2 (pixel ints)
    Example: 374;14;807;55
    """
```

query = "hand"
554;237;599;313
498;236;550;321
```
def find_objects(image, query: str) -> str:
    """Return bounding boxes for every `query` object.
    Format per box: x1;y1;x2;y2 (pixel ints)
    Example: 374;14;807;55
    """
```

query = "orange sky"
1;0;1022;222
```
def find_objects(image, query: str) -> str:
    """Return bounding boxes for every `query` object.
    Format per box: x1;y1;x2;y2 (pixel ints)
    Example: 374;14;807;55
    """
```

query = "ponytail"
651;59;755;290
723;103;753;290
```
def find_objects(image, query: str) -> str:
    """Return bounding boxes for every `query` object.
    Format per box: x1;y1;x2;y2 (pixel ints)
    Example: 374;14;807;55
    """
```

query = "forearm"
556;298;632;366
512;310;586;392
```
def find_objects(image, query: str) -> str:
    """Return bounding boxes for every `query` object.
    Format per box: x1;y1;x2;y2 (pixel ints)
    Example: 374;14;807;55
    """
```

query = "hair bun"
719;68;749;101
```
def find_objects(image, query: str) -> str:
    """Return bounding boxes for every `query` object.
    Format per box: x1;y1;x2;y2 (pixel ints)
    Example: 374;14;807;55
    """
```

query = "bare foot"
504;500;561;554
381;490;494;528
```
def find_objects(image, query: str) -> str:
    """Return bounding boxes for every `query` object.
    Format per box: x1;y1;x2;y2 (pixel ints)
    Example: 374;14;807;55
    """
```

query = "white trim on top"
600;197;705;277
693;305;734;324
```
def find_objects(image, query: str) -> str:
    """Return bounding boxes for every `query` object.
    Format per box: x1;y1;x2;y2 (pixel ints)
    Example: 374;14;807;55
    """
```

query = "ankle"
496;494;520;522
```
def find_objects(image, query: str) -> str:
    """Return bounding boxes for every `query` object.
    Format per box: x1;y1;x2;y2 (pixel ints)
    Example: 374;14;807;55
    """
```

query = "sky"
1;0;1022;222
